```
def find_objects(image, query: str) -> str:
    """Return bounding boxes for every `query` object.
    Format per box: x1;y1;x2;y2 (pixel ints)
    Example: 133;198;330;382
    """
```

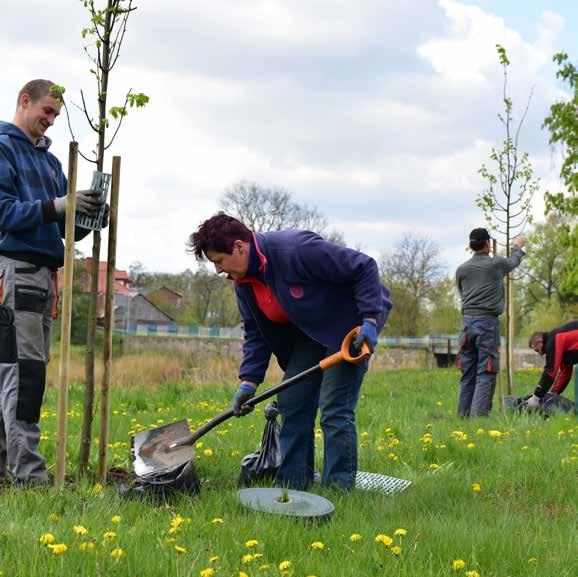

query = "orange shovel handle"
319;326;372;371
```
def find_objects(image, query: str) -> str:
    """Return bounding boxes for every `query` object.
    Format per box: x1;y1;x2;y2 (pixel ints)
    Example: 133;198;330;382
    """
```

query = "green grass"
0;369;576;577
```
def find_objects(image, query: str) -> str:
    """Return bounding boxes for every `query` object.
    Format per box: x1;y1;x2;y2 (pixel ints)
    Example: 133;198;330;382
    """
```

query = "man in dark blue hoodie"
0;79;105;485
189;213;392;491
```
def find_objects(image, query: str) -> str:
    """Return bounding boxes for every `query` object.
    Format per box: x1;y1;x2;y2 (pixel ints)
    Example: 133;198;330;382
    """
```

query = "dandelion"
73;525;89;536
49;513;60;523
259;565;269;571
278;560;292;571
111;515;121;524
245;539;259;548
429;463;440;470
175;545;187;555
375;534;393;546
79;542;95;552
103;531;117;542
200;569;215;577
310;541;325;550
40;533;56;545
488;430;502;438
465;572;480;577
91;483;103;495
350;533;362;542
467;443;476;449
203;449;214;457
476;428;485;435
528;557;537;564
242;554;255;564
110;548;125;559
391;546;402;556
239;572;249;577
211;518;224;525
452;559;466;570
472;482;482;493
209;556;219;563
394;528;407;537
48;543;68;555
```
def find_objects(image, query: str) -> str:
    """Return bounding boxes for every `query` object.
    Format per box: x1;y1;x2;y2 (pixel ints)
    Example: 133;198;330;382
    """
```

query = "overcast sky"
1;0;576;275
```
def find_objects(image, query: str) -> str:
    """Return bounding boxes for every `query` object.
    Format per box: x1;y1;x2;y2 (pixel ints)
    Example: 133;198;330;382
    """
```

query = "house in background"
146;286;183;310
61;259;174;330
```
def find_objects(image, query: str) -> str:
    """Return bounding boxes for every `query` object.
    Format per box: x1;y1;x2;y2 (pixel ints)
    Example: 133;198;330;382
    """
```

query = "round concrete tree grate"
238;488;335;520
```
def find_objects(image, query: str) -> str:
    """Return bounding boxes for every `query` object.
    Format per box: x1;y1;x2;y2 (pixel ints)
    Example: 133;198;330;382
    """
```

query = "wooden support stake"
98;156;121;483
493;239;504;413
55;142;78;487
508;273;515;394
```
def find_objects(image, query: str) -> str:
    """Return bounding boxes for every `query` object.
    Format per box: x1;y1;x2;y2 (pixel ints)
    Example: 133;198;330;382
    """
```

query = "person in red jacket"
526;321;578;408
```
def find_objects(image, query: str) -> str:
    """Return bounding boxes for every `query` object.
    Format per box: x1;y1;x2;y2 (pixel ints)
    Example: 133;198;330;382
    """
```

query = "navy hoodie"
0;120;80;269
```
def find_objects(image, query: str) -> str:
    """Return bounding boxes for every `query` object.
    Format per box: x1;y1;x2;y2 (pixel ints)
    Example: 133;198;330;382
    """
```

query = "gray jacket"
455;246;524;317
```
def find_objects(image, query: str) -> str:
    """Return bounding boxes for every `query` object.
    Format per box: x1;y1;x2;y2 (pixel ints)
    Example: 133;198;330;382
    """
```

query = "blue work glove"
232;382;257;417
353;318;378;353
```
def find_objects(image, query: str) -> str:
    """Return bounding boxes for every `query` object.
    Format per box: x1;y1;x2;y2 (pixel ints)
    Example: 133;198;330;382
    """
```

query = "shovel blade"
131;419;195;477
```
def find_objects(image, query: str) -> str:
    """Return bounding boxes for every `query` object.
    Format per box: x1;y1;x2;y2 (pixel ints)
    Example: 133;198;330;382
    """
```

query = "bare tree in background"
380;234;445;336
220;181;340;239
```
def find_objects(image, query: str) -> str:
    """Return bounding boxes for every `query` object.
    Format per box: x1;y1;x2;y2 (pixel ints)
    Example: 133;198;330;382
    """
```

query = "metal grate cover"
355;471;411;495
76;171;111;231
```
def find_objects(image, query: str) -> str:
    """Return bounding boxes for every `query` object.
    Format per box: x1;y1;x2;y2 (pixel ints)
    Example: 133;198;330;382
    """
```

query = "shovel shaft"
167;327;371;451
169;365;321;449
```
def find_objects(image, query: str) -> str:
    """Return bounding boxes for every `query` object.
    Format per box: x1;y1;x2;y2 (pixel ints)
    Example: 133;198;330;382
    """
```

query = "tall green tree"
477;44;539;393
543;52;578;304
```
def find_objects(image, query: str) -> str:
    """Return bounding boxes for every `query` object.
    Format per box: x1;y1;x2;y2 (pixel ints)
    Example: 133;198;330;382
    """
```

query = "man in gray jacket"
455;228;525;417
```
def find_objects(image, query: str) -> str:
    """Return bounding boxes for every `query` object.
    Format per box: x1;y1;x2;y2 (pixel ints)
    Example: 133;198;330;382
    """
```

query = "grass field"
0;368;576;577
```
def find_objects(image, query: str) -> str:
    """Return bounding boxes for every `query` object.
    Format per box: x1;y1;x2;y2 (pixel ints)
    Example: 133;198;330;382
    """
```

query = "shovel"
131;327;371;478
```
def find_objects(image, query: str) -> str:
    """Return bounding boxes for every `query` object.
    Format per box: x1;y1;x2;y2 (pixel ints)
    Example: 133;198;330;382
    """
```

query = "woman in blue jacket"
189;213;392;490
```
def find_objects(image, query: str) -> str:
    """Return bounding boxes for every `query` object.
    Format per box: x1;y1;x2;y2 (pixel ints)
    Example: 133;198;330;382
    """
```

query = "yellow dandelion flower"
79;542;95;552
203;449;214;457
175;545;187;555
465;571;480;577
467;443;476;449
49;514;60;523
91;483;103;495
350;533;362;542
278;560;292;571
209;556;219;563
528;557;537;564
211;518;224;525
452;559;466;570
111;515;121;524
242;554;255;564
48;543;68;555
239;572;249;577
375;534;393;546
259;565;269;572
429;463;440;470
310;541;324;550
245;539;259;548
472;483;482;493
200;569;216;577
394;528;407;537
110;548;125;559
488;430;502;438
40;533;56;545
73;525;89;536
195;442;203;449
391;546;402;556
103;531;117;541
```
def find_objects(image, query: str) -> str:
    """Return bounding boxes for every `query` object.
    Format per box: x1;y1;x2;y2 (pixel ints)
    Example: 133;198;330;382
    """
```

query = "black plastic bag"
505;392;576;417
239;401;281;486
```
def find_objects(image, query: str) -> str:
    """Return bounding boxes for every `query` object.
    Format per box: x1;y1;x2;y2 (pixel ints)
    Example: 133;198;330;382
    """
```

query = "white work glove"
525;394;541;409
53;190;104;217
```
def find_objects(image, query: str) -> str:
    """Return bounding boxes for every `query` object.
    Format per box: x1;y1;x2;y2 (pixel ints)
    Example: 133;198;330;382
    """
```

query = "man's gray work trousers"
0;255;54;483
457;315;500;417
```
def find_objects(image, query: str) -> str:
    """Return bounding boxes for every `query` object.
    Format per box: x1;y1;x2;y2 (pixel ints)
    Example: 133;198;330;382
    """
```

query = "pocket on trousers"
0;304;17;363
14;285;48;314
16;359;46;423
485;350;499;374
